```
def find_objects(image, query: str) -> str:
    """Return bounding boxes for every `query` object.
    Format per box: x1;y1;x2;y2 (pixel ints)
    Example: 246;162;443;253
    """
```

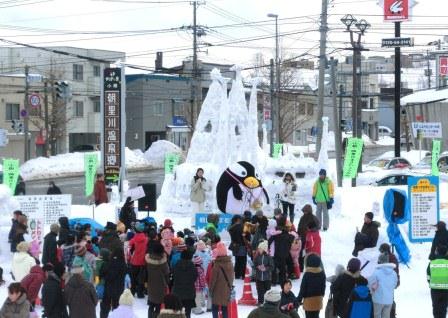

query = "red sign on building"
384;0;409;22
439;56;448;76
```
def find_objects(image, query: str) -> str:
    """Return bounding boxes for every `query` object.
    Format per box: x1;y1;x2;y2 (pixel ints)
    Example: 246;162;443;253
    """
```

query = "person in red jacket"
305;221;321;256
128;222;148;298
94;174;108;206
21;264;51;310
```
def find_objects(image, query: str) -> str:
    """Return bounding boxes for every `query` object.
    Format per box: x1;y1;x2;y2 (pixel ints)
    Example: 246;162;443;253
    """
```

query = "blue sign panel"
195;213;233;232
172;116;187;126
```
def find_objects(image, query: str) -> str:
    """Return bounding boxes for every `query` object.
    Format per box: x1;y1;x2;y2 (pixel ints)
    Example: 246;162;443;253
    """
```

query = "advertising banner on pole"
84;153;98;196
342;138;363;179
273;143;283;159
383;0;411;22
411;122;442;139
408;176;439;243
431;140;441;176
2;159;19;193
164;153;180;174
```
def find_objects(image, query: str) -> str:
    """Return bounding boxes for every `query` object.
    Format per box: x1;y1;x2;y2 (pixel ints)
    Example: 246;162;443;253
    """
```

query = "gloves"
312;197;317;205
329;198;334;205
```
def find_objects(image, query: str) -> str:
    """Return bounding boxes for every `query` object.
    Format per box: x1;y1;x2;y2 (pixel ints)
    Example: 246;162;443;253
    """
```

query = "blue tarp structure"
69;218;104;238
139;217;157;227
383;188;411;264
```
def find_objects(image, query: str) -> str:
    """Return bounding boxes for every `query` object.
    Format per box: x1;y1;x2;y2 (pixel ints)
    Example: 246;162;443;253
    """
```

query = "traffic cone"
238;267;257;305
228;299;238;318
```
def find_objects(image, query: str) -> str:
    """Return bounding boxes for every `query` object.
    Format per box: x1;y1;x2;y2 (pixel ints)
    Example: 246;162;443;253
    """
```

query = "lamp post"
341;14;370;186
268;13;279;152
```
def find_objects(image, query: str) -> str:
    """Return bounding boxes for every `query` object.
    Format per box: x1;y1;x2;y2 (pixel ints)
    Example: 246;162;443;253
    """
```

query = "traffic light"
54;81;71;100
11;120;23;133
340;119;347;132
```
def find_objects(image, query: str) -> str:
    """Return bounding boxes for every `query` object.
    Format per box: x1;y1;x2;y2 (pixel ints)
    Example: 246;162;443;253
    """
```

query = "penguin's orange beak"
244;177;260;189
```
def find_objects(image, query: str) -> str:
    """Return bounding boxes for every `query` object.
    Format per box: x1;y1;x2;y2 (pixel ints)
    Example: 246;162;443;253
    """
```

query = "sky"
1;0;448;74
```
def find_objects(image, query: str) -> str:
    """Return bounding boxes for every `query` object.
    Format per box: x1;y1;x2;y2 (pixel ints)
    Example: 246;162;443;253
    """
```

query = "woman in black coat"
172;249;197;318
42;263;68;318
228;215;247;279
119;197;136;232
99;248;127;318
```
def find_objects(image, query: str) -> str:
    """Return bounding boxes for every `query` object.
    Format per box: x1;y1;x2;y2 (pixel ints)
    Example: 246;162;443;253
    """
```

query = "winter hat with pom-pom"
119;289;134;306
215;242;228;257
264;288;281;303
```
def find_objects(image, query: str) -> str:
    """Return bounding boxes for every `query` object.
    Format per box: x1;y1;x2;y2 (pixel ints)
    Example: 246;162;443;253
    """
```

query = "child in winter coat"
280;280;300;318
108;289;137;318
305;221;321;256
11;241;36;282
192;255;206;315
253;240;274;305
346;277;374;318
72;245;94;283
290;235;302;279
0;282;30;318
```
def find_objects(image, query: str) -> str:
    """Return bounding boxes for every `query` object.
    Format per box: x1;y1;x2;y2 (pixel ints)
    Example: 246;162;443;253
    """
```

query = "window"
73;101;84;117
306;103;314;116
93;99;100;113
5;103;19;120
93;65;101;77
153;102;163;116
299;103;306;115
73;64;84;81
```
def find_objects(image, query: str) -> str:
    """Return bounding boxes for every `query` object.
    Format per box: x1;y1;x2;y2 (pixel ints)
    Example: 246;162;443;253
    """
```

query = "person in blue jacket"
346;276;374;318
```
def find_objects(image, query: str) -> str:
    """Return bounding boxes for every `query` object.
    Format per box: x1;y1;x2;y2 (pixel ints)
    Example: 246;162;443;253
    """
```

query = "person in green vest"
427;244;448;318
312;169;334;231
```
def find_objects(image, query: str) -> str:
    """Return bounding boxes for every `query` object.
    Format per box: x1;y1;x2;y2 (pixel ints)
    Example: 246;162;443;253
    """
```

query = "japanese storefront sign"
273;143;283;159
103;68;123;185
164;153;180;174
2;158;19;193
342;138;364;179
408;176;439;243
432;140;441;176
84;153;98;196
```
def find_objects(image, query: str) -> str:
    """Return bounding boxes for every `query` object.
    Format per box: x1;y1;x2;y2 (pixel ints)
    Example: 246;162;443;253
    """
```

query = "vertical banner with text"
103;68;123;185
2;159;19;193
343;138;364;179
273;143;283;159
432;140;441;176
84;153;98;196
164;153;180;174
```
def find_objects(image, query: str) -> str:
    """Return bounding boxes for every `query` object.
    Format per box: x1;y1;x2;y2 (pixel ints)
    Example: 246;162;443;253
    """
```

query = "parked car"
413;155;432;170
367;157;412;170
438;155;448;173
374;173;410;186
379;126;393;137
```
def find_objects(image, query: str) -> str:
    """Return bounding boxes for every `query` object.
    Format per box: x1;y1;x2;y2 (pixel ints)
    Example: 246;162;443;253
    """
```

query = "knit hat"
365;212;374;221
306;253;321;268
164;219;173;228
16;241;30;253
135;222;145;233
193;255;203;265
302;204;312;214
264;288;281;303
71;258;84;274
347;258;361;273
378;253;389;264
50;223;60;234
195;240;206;252
319;169;327;176
258;240;268;254
119;289;134;306
75;244;87;256
215;242;228;257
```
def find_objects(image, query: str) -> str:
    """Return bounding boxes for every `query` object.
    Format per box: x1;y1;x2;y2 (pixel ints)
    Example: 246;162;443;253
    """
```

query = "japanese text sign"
2;158;19;193
164;153;180;174
84;153;98;196
432;140;441;177
195;213;233;232
343;138;363;179
273;143;283;159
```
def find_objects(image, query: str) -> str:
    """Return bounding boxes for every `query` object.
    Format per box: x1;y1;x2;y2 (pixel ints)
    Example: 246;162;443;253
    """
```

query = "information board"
16;195;72;226
195;213;233;232
411;122;442;139
408;176;439;243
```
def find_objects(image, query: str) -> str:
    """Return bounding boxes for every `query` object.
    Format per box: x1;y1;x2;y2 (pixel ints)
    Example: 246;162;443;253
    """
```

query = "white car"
379;126;393;137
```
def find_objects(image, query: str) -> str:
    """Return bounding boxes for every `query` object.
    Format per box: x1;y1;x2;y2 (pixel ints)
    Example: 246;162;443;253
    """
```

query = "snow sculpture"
0;185;19;256
247;78;260;169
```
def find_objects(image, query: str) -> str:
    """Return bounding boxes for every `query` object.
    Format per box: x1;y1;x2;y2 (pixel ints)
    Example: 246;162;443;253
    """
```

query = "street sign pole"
394;21;401;158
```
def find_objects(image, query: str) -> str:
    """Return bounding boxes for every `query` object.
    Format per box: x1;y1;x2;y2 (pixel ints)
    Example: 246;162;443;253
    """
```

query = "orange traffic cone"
228;299;238;318
238;267;257;306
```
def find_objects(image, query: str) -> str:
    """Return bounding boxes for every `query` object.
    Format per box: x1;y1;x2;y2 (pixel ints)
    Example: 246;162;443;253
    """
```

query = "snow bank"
144;140;182;167
375;136;395;146
20;147;154;180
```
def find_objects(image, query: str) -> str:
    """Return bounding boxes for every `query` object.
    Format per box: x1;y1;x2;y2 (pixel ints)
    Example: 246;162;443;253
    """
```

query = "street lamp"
267;13;280;156
341;14;370;186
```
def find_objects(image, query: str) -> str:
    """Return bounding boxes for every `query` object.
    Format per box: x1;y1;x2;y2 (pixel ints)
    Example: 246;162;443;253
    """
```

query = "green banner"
432;140;441;176
165;153;180;174
273;143;283;159
84;153;98;196
343;138;364;179
2;159;19;194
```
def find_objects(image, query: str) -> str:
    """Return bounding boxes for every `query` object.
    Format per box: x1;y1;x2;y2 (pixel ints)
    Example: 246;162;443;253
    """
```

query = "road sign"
411;122;442;139
439;56;448;76
20;109;27;118
381;37;414;48
29;93;41;108
263;109;271;120
383;0;410;22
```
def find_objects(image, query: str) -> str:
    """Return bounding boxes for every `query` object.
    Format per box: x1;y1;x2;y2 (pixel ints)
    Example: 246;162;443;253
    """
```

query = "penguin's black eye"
229;162;248;178
241;171;246;176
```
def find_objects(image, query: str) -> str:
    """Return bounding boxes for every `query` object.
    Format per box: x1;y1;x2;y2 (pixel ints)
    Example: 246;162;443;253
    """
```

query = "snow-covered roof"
401;88;448;105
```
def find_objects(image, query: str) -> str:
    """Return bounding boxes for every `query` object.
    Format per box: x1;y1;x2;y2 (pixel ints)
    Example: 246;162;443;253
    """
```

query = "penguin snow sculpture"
216;161;270;214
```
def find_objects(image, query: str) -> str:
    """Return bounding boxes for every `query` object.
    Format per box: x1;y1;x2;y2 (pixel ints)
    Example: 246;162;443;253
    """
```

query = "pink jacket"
290;239;302;265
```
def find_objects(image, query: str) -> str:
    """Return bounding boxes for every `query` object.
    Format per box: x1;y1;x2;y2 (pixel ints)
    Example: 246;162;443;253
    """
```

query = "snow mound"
144;140;182;167
0;184;19;256
375;136;395;146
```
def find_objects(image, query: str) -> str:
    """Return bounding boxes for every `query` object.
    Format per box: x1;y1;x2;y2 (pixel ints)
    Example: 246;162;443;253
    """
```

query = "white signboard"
408;177;439;243
126;186;146;201
16;194;72;226
411;122;442;139
0;129;8;147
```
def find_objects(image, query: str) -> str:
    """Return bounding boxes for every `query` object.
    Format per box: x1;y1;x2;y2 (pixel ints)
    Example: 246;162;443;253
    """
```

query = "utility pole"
23;65;30;162
190;0;198;135
270;58;275;156
394;22;401;158
427;50;431;89
330;57;342;187
275;17;280;143
44;80;49;157
315;0;328;156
